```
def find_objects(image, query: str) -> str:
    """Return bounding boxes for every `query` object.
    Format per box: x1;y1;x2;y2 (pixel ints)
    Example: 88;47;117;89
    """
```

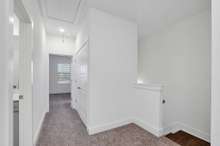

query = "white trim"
87;118;162;137
87;118;210;143
160;122;181;136
87;119;132;135
133;119;161;137
161;122;210;142
134;83;163;92
33;111;47;146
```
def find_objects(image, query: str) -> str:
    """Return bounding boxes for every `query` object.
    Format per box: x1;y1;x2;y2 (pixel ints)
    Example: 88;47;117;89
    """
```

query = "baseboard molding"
161;122;210;142
87;119;133;135
87;118;161;137
33;110;48;146
87;118;210;143
133;119;161;137
161;122;180;136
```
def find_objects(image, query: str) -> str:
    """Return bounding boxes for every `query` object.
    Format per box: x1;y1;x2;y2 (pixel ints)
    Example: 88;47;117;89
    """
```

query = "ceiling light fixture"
9;16;15;24
59;28;65;33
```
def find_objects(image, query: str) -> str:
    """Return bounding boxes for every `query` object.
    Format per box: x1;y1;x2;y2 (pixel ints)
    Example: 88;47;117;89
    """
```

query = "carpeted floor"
37;94;180;146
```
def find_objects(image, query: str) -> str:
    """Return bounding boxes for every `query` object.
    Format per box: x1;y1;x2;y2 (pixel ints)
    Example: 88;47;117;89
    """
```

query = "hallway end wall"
49;55;72;94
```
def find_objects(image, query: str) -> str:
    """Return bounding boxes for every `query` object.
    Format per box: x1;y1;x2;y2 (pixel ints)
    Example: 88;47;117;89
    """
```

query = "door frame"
14;0;33;145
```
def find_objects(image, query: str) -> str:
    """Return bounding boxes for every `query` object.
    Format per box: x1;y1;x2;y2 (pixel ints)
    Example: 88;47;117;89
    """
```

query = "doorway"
49;55;72;111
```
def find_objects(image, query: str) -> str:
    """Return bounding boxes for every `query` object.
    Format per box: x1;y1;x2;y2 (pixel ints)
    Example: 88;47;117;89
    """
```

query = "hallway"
37;94;179;146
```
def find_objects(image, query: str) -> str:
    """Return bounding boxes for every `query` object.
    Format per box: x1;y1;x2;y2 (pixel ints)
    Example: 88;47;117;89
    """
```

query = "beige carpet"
37;94;180;146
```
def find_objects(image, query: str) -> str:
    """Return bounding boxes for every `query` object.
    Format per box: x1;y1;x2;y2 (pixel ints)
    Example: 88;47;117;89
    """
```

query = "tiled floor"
37;94;180;146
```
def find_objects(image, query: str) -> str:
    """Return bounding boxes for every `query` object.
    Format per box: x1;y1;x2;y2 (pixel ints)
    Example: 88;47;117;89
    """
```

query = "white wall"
17;0;49;144
12;36;19;88
211;0;220;145
139;11;211;141
88;9;137;130
49;55;72;94
47;34;75;56
32;17;49;144
0;0;13;145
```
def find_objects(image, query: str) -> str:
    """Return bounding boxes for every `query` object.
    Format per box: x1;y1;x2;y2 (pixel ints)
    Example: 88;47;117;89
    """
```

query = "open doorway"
49;55;72;111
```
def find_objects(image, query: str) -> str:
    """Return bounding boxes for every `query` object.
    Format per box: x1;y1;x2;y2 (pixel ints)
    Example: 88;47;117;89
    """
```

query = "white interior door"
72;42;89;125
71;59;80;110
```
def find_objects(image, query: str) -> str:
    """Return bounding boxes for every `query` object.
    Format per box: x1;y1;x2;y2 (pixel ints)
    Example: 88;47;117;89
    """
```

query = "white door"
73;42;89;125
18;22;33;146
71;59;80;110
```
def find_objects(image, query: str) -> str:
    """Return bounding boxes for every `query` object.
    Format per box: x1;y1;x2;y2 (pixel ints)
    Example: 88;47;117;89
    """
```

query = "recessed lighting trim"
9;16;14;24
59;28;65;33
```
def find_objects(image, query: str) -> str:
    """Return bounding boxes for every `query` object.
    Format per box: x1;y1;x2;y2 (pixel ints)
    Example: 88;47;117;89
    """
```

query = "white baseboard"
87;118;161;137
161;122;180;136
33;110;48;146
87;119;133;135
161;122;210;142
87;119;210;143
133;119;161;137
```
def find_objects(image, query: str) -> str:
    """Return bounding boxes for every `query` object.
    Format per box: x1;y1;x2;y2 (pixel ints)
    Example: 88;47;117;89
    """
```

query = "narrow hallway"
37;94;179;146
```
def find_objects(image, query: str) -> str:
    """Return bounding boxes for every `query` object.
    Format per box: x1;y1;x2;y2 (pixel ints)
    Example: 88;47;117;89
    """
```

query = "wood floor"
166;131;210;146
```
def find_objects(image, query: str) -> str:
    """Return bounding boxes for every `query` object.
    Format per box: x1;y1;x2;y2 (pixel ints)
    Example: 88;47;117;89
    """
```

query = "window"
57;63;71;84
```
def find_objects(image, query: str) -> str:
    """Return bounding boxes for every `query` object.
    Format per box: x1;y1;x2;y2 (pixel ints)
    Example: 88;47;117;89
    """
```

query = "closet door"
75;42;89;125
71;59;80;110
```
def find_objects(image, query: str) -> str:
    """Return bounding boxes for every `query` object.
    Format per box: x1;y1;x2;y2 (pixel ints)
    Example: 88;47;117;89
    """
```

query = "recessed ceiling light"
59;28;65;33
9;16;14;24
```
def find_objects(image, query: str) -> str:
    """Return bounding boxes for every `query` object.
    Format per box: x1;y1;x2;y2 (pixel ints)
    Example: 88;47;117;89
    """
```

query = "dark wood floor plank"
166;131;210;146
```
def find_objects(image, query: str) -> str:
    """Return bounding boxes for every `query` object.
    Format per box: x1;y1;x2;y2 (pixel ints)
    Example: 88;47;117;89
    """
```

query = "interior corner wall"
138;11;211;140
211;0;220;145
88;8;138;128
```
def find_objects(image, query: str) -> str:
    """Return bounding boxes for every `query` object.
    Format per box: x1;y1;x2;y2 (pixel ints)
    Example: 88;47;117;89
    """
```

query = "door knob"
77;87;81;89
19;95;24;100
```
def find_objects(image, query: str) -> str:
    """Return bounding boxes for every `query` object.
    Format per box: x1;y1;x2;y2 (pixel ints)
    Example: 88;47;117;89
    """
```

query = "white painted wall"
47;34;75;56
88;8;137;130
17;0;49;144
0;0;13;145
49;55;72;94
32;17;49;144
12;36;19;88
211;0;220;145
138;11;211;141
75;12;89;53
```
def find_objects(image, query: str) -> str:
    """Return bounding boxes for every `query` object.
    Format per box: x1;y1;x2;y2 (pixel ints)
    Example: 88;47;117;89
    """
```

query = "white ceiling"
46;0;81;23
87;0;211;37
39;0;210;37
38;0;83;36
